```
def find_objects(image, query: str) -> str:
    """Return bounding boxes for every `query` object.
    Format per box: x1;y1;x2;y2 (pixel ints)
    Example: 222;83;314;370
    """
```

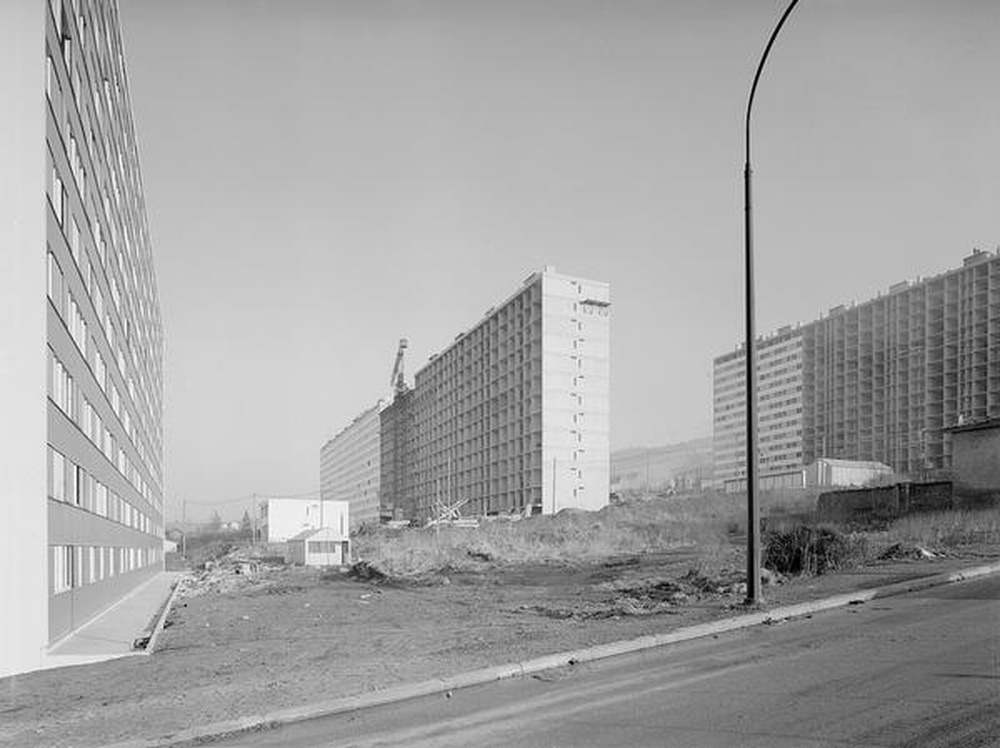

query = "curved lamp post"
744;0;800;605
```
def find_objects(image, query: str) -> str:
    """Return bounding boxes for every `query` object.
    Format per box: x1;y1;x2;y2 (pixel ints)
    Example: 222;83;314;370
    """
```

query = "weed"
763;524;873;576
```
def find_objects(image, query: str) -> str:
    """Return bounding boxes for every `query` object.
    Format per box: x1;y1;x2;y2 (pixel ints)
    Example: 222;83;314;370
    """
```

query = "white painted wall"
0;0;48;679
264;498;350;542
542;271;611;513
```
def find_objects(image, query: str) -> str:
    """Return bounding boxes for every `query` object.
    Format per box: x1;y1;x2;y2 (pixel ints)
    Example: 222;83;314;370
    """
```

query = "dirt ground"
2;544;998;748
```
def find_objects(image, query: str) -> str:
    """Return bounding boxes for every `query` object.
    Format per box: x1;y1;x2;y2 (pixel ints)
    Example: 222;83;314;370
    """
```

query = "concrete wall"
0;0;48;678
817;482;954;523
542;271;610;512
951;426;1000;491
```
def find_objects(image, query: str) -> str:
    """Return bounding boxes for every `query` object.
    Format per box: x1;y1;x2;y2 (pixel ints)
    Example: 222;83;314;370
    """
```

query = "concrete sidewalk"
42;572;181;670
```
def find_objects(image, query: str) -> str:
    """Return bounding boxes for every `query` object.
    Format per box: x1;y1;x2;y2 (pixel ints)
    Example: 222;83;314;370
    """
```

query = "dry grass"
352;490;1000;579
887;505;1000;548
352;496;731;577
352;490;831;578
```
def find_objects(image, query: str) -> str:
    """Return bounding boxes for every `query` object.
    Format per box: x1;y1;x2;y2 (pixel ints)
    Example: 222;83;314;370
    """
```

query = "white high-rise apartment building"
403;268;611;520
1;0;164;676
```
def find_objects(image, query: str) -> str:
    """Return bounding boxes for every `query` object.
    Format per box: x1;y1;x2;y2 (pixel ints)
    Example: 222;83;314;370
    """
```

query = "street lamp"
743;0;800;605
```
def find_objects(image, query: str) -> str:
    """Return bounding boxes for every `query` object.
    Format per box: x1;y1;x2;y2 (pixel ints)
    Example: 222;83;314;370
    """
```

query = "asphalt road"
228;575;1000;747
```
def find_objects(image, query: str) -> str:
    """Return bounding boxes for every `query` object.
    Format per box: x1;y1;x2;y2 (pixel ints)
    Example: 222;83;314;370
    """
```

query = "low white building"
805;458;894;488
284;527;350;567
260;498;349;543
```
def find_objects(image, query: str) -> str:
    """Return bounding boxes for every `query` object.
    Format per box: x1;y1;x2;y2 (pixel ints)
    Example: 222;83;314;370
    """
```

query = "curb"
143;574;185;655
105;560;1000;748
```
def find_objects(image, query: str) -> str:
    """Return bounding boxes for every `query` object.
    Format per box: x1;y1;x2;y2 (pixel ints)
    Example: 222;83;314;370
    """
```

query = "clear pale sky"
119;1;999;521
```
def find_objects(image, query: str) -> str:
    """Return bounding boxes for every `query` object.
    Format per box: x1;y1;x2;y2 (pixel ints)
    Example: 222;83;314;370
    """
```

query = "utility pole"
181;498;187;559
551;457;557;514
743;0;800;605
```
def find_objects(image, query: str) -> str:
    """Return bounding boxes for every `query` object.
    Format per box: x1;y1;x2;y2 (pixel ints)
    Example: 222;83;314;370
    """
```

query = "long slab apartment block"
322;268;611;527
1;0;164;677
713;250;1000;490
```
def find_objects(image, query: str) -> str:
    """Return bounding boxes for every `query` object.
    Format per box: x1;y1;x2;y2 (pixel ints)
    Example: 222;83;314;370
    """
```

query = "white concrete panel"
0;0;47;678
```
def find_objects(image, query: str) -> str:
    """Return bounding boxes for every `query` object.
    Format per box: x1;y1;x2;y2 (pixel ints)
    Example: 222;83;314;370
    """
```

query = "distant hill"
611;437;713;491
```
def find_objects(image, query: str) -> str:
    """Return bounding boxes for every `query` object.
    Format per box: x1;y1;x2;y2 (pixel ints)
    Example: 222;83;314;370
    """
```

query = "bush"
763;524;863;576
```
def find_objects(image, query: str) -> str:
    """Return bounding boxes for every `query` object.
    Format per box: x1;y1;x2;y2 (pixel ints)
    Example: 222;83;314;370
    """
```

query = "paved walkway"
42;571;182;670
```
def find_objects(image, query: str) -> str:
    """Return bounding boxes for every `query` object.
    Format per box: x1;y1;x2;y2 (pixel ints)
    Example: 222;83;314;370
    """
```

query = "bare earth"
2;546;998;748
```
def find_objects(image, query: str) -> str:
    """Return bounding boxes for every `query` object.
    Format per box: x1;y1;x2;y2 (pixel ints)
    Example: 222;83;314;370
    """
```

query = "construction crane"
390;338;408;397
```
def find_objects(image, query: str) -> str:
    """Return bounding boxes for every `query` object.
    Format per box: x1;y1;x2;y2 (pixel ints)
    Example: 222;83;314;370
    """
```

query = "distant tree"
209;510;223;532
240;509;252;538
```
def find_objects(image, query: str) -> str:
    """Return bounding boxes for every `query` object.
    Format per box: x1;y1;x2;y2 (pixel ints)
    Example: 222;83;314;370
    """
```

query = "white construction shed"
260;498;350;543
805;458;894;488
285;527;350;567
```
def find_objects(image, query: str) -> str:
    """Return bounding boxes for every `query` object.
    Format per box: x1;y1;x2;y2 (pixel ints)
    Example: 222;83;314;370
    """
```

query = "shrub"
763;524;866;576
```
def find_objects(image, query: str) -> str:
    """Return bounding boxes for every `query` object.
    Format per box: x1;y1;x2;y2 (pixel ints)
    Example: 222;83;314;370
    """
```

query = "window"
67;295;87;356
308;540;340;554
74;464;85;507
66;456;77;505
49;447;66;501
52;545;72;593
46;54;56;101
69;217;80;263
48;164;65;226
47;252;64;314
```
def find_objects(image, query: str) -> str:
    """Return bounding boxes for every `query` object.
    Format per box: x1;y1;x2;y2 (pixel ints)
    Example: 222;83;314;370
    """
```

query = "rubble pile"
878;542;938;561
518;567;774;621
177;549;280;599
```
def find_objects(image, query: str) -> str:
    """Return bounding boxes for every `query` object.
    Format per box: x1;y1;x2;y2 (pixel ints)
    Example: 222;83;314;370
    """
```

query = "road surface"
228;574;1000;747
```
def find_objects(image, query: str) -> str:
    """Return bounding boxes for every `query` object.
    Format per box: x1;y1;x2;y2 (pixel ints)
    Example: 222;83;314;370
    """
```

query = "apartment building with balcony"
712;250;1000;488
397;268;611;521
802;249;1000;475
1;0;164;677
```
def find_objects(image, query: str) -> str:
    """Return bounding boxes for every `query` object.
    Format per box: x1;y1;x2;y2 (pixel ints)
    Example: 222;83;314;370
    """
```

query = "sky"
119;0;999;521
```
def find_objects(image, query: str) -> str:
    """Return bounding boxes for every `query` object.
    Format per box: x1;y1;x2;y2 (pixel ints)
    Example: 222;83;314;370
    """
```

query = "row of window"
46;0;164;469
47;142;160;484
50;543;160;595
48;254;158;504
48;445;160;538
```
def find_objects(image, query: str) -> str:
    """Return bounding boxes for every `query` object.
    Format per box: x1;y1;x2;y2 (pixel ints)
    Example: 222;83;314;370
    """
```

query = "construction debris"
177;548;279;599
518;568;754;621
879;542;937;561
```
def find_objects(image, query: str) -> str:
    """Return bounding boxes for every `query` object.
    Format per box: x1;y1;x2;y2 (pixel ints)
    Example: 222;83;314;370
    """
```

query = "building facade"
946;418;1000;491
1;0;164;677
712;327;804;488
802;250;1000;476
713;250;1000;487
319;404;382;531
399;268;611;521
379;388;414;520
260;498;349;543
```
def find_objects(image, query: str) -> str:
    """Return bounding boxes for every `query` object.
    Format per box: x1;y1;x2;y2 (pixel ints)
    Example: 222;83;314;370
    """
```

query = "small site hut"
285;527;350;567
